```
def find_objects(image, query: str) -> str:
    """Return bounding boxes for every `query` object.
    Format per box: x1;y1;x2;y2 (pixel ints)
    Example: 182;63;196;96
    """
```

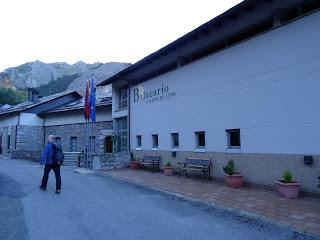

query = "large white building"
99;0;320;194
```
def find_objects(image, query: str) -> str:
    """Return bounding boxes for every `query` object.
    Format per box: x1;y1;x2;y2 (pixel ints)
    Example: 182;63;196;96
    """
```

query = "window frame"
195;131;206;149
226;129;241;149
152;134;159;149
136;135;142;149
171;133;179;148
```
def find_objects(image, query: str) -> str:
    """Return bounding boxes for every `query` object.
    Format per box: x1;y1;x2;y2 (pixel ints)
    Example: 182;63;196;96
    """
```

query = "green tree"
0;87;27;105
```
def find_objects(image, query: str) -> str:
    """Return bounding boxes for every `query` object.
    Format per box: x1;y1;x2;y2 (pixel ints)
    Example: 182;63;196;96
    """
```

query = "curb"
96;171;319;239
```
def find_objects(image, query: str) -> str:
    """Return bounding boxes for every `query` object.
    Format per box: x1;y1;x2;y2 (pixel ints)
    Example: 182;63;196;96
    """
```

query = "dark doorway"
105;136;113;153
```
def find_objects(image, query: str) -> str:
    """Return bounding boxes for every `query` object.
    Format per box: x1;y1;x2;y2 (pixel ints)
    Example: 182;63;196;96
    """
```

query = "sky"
0;0;242;72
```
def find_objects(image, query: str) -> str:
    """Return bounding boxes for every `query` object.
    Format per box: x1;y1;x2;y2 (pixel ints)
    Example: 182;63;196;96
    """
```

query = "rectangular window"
118;88;128;110
152;134;158;148
7;135;10;150
195;131;205;148
171;133;179;148
227;129;241;148
116;117;128;151
136;135;141;148
70;137;77;152
55;137;61;145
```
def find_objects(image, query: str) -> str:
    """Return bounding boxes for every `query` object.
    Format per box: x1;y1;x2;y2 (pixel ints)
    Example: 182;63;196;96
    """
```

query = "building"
98;0;320;194
0;87;114;161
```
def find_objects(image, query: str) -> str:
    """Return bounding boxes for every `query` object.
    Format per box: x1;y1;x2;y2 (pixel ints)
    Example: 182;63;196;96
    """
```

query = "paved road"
0;158;317;240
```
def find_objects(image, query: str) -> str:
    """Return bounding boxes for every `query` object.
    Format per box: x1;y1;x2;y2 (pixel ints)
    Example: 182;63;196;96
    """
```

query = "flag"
89;78;96;122
84;80;90;120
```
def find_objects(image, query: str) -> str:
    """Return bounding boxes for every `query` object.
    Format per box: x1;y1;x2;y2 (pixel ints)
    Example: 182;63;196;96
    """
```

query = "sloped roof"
41;90;112;114
0;91;81;116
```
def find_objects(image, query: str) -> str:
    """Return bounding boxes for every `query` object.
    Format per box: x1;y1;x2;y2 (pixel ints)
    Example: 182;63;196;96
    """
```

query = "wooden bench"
178;157;211;181
138;155;161;172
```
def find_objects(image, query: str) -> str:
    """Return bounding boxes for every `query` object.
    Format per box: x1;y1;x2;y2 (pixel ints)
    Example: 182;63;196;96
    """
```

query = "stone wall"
45;121;112;153
132;150;320;195
11;125;44;161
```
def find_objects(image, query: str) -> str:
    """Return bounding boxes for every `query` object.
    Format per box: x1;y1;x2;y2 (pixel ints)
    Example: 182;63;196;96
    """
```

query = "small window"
227;129;241;148
171;133;179;148
152;134;158;148
55;137;61;145
7;135;10;150
136;135;141;148
195;131;205;148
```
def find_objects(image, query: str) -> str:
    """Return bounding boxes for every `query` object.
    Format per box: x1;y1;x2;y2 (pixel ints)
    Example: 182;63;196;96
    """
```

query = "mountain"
0;60;130;96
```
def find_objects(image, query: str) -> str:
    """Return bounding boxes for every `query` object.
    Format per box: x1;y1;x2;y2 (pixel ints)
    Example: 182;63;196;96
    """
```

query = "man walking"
39;135;62;194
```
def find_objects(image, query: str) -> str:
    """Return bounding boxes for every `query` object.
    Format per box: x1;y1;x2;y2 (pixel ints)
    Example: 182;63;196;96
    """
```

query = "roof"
98;0;319;87
43;96;112;114
0;91;81;116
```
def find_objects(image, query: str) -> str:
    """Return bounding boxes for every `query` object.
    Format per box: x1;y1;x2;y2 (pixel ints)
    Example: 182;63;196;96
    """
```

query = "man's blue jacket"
40;143;54;165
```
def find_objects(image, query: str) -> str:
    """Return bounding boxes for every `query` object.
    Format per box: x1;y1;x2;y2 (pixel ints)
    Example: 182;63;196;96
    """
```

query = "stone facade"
45;121;112;153
132;150;320;195
11;125;44;161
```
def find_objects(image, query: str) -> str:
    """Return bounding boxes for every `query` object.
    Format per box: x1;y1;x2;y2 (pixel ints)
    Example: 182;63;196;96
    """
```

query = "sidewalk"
99;168;320;238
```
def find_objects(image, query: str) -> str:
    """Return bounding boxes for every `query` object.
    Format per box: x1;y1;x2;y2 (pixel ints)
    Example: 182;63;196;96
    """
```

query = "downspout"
15;113;21;150
43;116;46;147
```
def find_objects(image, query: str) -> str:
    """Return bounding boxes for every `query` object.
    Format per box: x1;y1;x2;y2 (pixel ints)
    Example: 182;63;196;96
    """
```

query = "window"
171;133;179;148
136;135;141;148
7;135;10;150
70;137;77;152
55;137;61;145
195;131;205;148
118;88;128;109
116;117;128;151
89;136;96;152
227;129;241;148
152;134;158;148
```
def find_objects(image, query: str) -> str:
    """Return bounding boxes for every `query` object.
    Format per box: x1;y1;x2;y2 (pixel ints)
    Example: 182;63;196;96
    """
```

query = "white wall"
0;114;18;127
44;107;112;126
130;12;320;155
19;113;44;126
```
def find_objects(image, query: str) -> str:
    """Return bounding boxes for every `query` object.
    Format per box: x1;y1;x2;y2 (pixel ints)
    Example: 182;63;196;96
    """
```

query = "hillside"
0;61;130;96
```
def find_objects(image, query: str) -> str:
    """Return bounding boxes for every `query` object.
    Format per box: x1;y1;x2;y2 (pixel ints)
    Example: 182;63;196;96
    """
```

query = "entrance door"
105;136;113;153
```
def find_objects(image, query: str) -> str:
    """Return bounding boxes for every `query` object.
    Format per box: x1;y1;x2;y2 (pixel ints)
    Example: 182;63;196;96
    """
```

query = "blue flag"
89;78;96;122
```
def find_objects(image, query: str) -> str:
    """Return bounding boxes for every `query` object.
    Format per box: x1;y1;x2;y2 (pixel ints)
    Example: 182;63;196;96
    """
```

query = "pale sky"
0;0;242;72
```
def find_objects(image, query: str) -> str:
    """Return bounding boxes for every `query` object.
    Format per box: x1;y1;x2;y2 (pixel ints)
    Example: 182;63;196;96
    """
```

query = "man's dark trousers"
41;162;61;190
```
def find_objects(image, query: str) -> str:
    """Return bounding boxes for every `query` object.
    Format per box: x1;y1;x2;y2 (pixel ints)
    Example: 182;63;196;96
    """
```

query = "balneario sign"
133;84;176;104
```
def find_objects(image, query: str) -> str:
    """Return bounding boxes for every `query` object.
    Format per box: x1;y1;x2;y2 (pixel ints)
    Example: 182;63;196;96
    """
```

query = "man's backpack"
53;143;64;164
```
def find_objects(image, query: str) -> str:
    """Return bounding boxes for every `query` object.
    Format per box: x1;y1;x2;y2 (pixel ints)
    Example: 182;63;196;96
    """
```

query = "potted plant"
276;170;300;199
164;161;174;176
222;160;243;188
130;156;139;170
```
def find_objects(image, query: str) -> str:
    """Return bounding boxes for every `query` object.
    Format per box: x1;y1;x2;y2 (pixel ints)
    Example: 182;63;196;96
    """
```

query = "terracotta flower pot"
164;166;173;176
130;161;139;170
276;180;300;199
225;173;243;188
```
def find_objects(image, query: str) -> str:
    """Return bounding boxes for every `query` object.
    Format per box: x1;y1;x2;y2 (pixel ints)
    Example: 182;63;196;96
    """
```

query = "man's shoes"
55;190;61;194
39;186;47;191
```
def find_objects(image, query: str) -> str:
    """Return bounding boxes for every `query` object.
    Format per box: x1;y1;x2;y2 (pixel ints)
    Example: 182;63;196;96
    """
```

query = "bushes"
283;170;293;183
223;160;235;175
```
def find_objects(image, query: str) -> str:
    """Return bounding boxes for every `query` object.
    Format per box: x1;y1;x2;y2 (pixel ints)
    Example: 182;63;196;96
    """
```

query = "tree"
0;87;27;105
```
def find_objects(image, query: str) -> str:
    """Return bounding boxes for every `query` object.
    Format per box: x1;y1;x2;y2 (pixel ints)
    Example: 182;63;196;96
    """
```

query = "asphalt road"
0;157;317;240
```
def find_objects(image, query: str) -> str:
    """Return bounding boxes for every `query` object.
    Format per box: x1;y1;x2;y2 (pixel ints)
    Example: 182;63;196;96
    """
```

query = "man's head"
48;135;55;143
